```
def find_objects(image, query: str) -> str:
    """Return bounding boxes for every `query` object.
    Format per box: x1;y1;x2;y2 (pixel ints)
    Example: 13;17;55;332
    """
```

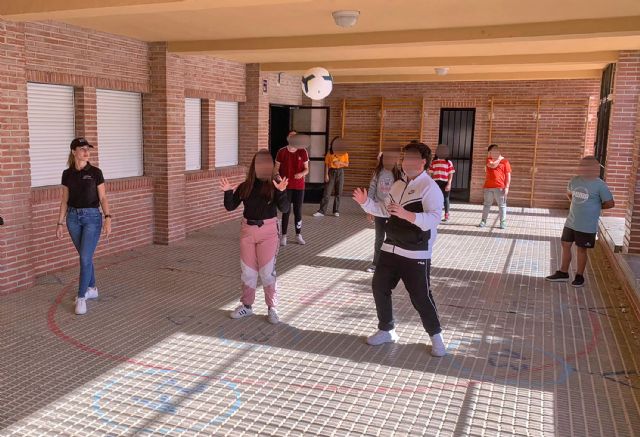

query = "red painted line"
44;257;602;389
46;280;471;396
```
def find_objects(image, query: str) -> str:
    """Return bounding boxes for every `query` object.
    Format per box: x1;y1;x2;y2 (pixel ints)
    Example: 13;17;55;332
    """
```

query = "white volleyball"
301;67;333;100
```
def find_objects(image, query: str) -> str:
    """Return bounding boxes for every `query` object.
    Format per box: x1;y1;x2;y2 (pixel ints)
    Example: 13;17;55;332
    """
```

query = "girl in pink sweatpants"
221;150;290;324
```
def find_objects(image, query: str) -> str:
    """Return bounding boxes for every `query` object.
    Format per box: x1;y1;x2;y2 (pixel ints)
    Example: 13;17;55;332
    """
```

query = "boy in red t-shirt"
479;144;511;229
275;132;309;246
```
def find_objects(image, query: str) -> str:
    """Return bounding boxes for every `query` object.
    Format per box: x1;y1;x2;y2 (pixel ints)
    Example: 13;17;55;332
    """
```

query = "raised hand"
273;176;289;192
352;187;368;205
220;177;234;191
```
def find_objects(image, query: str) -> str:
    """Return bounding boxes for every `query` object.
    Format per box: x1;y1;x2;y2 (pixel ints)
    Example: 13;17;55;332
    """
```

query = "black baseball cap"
70;137;94;150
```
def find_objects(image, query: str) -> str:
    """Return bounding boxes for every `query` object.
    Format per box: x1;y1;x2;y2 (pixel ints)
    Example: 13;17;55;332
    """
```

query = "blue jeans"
66;207;102;298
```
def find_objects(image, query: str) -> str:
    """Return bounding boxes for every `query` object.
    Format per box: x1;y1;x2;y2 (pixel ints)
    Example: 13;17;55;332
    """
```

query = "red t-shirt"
276;147;309;190
484;157;512;189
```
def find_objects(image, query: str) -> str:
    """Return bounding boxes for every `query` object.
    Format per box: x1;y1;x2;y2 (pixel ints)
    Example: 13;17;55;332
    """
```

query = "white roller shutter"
96;89;143;179
27;83;75;187
215;101;238;167
184;98;202;171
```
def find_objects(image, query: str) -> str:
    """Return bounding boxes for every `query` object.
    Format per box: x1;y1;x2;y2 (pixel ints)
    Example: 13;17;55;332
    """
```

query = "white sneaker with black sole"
230;305;254;319
366;329;399;346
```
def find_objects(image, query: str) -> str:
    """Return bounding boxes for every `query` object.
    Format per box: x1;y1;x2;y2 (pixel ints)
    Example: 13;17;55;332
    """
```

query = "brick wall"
606;51;640;218
624;102;640;253
0;21;33;293
0;19;260;292
24;21;149;92
264;71;303;106
326;79;601;207
239;67;302;167
612;50;640;253
239;64;269;167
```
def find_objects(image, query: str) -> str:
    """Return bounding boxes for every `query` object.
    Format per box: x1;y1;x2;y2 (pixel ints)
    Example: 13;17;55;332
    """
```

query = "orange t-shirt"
484;157;512;189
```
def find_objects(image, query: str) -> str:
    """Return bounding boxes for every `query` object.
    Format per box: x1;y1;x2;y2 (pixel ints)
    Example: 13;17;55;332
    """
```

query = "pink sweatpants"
239;218;280;308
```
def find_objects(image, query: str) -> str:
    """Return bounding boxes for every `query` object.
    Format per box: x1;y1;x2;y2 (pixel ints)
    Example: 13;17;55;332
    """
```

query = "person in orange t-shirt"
314;137;349;217
479;144;511;229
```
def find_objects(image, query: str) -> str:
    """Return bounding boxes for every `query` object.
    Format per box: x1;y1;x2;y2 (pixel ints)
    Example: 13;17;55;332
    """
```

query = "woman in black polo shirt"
221;149;289;324
56;138;112;315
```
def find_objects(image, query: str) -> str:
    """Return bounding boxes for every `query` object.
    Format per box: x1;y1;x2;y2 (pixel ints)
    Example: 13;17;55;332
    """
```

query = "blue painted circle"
92;368;242;434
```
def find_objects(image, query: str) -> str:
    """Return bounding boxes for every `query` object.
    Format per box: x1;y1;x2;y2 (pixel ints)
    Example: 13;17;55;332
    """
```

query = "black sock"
244;304;252;309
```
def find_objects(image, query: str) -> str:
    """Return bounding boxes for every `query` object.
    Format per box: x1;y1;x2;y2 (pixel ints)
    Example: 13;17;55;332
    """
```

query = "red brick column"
605;51;640;218
142;43;186;245
624;97;640;253
74;86;98;165
239;64;268;166
0;21;34;293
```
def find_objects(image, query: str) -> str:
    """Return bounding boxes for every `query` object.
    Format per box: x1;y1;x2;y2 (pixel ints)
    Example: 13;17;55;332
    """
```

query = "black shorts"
561;226;596;249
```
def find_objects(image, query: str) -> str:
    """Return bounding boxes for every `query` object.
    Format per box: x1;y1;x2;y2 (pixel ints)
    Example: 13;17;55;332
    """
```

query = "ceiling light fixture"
332;10;360;28
435;67;449;76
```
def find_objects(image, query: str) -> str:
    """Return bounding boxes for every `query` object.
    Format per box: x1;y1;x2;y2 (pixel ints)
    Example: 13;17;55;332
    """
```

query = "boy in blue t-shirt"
546;157;614;287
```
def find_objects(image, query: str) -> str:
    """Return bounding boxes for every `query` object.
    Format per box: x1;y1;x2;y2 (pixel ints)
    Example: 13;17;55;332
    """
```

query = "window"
96;89;143;179
27;83;75;187
215;101;239;167
184;98;202;171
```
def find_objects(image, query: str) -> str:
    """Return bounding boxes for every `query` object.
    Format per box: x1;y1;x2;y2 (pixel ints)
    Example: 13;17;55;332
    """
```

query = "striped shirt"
429;159;455;182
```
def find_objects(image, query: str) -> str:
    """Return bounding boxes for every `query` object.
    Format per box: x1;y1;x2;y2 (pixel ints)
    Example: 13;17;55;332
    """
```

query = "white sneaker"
366;329;399;346
75;297;87;315
85;286;99;299
430;333;446;357
267;308;280;325
313;212;324;217
333;212;340;217
295;234;306;245
230;305;254;319
280;236;287;247
365;265;376;273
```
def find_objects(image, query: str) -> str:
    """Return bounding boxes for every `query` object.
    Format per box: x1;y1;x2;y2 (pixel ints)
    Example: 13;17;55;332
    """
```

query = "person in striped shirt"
428;144;455;222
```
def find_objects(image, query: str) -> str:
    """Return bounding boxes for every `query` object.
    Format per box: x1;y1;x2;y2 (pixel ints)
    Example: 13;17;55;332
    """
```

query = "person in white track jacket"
353;141;446;357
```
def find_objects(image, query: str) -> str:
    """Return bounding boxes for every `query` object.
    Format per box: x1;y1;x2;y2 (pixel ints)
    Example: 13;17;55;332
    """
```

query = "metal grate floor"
2;202;639;436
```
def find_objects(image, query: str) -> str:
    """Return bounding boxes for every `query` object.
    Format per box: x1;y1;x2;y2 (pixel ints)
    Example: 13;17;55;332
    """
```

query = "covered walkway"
2;203;640;436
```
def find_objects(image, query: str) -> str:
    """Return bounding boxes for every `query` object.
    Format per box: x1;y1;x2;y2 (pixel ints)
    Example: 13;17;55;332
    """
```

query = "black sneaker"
545;271;570;282
571;274;585;288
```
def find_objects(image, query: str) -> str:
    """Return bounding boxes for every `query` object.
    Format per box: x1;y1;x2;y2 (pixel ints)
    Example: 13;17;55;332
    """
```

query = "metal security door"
438;108;475;201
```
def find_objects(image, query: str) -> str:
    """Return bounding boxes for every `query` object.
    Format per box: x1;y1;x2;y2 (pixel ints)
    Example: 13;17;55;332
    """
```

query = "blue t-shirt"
565;176;613;234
